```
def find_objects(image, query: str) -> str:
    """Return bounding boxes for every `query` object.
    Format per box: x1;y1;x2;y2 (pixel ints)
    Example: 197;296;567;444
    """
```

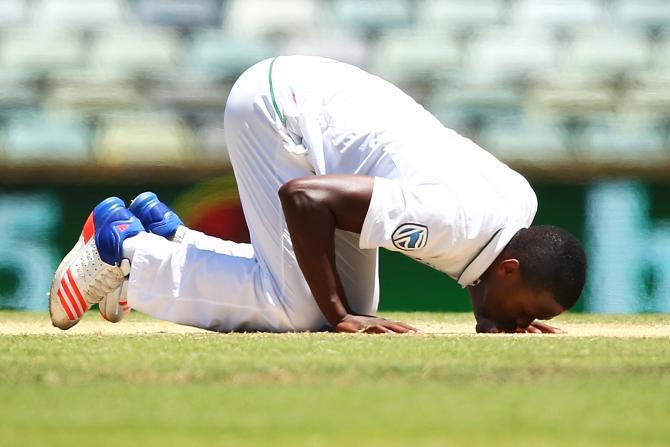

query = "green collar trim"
268;57;286;125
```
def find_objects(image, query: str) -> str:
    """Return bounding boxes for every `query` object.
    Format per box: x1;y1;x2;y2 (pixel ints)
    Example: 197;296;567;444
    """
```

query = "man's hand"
523;320;565;334
475;318;565;334
334;314;420;334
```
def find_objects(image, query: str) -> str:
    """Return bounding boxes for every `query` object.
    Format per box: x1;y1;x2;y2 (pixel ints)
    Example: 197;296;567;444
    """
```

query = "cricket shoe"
129;192;183;240
105;192;183;323
49;197;143;330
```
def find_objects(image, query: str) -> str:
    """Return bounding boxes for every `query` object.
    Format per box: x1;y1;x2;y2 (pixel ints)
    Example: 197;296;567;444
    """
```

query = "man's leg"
127;190;255;258
144;193;379;324
145;226;378;328
176;227;255;259
124;231;293;332
333;230;380;317
223;59;379;330
116;57;317;332
222;59;325;331
92;192;276;331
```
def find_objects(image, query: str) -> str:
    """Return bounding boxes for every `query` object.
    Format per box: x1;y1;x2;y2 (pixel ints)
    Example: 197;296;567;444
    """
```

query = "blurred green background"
2;177;670;313
1;0;670;313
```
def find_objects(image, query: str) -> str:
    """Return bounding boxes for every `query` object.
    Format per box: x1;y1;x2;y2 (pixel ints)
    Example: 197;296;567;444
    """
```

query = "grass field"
0;311;669;447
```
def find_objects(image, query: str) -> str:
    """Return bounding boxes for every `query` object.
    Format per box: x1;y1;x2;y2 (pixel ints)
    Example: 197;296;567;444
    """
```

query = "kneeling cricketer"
49;56;587;335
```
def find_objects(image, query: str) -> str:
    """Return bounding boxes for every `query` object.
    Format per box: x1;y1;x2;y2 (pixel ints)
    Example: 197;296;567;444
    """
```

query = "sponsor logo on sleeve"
392;223;428;251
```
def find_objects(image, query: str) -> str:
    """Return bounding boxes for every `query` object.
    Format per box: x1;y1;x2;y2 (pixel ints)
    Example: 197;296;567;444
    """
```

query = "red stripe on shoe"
66;269;89;313
82;213;95;243
57;290;76;321
61;278;82;317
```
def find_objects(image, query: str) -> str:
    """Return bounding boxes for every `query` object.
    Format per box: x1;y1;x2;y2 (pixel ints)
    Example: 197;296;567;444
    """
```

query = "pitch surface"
0;312;668;447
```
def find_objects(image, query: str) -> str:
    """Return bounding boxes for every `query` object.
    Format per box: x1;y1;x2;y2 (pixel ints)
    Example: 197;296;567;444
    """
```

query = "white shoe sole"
50;234;89;330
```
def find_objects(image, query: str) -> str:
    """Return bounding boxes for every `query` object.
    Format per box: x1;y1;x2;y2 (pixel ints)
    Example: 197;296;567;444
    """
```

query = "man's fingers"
477;319;565;335
394;321;421;333
334;316;421;335
385;323;415;334
524;325;543;334
364;325;393;334
363;323;411;334
531;320;566;334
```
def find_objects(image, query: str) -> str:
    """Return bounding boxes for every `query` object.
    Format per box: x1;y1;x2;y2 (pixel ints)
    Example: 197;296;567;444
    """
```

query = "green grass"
0;312;668;447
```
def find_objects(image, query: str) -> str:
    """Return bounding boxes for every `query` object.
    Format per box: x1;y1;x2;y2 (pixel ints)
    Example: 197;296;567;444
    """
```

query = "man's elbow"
278;179;316;211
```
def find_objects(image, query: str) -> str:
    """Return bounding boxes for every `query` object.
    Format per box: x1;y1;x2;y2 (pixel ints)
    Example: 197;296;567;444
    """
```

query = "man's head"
476;225;587;332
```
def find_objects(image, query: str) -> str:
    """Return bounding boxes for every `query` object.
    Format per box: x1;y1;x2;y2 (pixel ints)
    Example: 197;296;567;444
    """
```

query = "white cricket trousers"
126;59;380;332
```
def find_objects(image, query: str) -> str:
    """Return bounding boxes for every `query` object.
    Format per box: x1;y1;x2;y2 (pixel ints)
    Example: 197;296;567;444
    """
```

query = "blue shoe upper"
93;197;144;266
128;192;183;240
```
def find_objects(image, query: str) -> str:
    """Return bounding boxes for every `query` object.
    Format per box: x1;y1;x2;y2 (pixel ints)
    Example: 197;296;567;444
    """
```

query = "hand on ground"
476;318;565;334
334;314;420;334
522;320;565;334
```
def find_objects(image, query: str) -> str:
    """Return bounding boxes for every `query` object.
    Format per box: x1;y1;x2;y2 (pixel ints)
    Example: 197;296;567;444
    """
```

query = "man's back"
271;56;537;284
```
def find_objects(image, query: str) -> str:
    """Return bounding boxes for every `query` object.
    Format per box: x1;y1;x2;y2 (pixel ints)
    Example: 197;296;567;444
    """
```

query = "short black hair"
505;225;587;310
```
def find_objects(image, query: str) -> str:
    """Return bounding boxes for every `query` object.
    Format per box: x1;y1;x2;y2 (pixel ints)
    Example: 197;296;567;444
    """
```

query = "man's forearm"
276;174;420;334
278;182;351;325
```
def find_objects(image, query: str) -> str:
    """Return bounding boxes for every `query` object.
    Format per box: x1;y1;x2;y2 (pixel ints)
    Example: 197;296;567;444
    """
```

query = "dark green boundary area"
0;180;593;312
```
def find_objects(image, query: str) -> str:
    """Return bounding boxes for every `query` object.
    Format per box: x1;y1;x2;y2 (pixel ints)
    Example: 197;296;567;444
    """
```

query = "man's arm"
278;174;417;334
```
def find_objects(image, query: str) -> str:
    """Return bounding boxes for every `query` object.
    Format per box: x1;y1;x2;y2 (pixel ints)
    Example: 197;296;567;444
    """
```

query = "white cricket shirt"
270;56;538;287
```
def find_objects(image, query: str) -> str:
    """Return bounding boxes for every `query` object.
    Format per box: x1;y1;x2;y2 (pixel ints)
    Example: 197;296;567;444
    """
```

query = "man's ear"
497;258;520;277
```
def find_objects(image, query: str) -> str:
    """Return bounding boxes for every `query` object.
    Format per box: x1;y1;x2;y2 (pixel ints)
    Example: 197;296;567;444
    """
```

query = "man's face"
477;259;565;332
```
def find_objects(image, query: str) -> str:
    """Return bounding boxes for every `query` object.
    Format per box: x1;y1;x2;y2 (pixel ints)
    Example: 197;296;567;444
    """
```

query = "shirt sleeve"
359;177;465;253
